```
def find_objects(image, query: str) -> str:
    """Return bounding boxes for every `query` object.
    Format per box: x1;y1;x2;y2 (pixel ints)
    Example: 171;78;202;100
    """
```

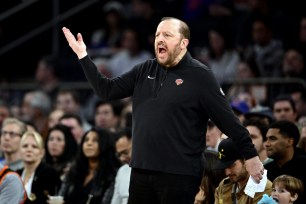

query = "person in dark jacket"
58;128;120;204
17;131;61;204
62;17;265;204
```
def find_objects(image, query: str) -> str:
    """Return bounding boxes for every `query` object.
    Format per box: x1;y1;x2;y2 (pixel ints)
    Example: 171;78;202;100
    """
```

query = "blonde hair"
2;117;27;136
273;175;304;197
20;131;45;150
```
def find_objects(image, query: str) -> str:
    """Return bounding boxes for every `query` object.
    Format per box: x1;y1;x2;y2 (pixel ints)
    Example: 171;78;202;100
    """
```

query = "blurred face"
265;128;292;159
206;125;221;149
291;92;306;117
56;93;79;114
122;30;138;54
237;62;254;78
21;94;35;121
83;131;100;159
48;109;64;128
35;60;49;83
273;101;297;122
94;104;117;130
224;160;248;183
47;130;65;158
155;19;188;68
246;125;265;154
60;118;84;144
115;136;132;164
271;183;298;204
0;124;22;154
209;30;224;55
300;17;306;42
282;50;304;75
252;21;271;46
0;106;10;127
20;136;44;164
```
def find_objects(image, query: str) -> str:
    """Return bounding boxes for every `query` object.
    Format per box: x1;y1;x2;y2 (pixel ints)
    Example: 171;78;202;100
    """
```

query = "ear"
181;39;189;49
290;193;298;202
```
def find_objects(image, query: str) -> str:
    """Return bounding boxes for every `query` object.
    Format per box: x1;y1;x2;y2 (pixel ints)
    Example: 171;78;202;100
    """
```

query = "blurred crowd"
0;0;306;203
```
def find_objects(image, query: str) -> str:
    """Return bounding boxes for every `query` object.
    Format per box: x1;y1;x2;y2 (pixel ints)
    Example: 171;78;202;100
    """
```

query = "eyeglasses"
116;148;131;158
1;130;21;138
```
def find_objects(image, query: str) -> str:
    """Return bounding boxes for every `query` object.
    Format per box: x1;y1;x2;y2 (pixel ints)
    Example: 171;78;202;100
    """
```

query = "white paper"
244;170;268;198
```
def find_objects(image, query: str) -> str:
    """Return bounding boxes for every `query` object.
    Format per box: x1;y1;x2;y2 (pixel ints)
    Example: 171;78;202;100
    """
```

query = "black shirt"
80;52;257;177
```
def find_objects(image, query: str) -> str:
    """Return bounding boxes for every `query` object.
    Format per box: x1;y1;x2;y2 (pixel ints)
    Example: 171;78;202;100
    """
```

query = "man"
111;128;132;204
0;118;27;171
214;138;272;203
59;113;84;144
0;163;26;203
264;120;306;204
272;95;297;123
243;118;273;165
62;17;264;204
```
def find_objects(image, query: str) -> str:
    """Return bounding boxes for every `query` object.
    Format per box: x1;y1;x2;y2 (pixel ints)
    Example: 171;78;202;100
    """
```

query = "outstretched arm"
62;27;87;59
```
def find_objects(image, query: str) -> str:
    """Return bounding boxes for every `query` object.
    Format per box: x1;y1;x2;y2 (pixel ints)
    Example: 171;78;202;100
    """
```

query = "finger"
77;33;83;42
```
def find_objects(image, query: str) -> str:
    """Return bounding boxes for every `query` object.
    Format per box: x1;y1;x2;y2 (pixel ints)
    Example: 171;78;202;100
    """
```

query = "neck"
168;49;187;68
258;149;269;163
88;159;99;172
4;151;21;164
277;148;294;167
24;160;41;174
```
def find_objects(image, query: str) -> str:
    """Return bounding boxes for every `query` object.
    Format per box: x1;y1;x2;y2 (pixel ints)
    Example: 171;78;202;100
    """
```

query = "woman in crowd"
58;128;120;204
17;131;61;203
44;124;78;181
194;150;226;204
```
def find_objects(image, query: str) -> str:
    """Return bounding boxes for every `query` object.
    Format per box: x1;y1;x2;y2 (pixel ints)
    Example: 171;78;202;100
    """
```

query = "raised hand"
62;27;87;59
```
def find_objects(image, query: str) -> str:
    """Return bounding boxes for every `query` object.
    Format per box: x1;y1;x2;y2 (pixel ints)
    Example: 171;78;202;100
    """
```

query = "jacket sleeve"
79;56;137;101
0;173;25;204
199;69;258;160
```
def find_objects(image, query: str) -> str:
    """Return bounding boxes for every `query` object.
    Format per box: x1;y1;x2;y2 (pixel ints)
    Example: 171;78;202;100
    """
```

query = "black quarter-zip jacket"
80;52;257;177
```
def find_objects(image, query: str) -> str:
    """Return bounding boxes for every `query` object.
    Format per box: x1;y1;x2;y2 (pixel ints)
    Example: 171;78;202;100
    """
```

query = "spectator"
193;150;225;204
0;163;26;203
214;138;272;203
205;120;222;152
17;131;61;204
264;120;306;204
59;128;120;204
244;105;275;125
94;100;123;133
272;95;297;123
0;118;27;171
258;174;304;204
55;88;92;132
48;109;64;129
21;90;51;141
291;87;306;121
59;113;85;145
230;100;250;123
44;124;78;181
107;27;153;77
243;118;273;165
111;127;132;204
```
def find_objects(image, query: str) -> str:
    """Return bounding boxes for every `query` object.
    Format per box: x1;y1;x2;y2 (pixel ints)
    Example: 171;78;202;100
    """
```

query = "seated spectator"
194;150;226;204
272;95;297;123
265;120;306;204
244;105;275;125
111;127;132;204
258;175;304;204
243;118;273;165
214;138;272;203
17;131;61;204
59;113;85;145
0;118;27;171
48;109;64;129
205;120;222;152
230;100;250;123
0;163;26;203
58;128;120;204
45;124;78;181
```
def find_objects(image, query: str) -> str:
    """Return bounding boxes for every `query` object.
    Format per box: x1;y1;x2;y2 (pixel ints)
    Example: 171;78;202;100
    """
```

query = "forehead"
3;123;20;131
156;19;180;33
266;128;282;137
274;101;292;109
